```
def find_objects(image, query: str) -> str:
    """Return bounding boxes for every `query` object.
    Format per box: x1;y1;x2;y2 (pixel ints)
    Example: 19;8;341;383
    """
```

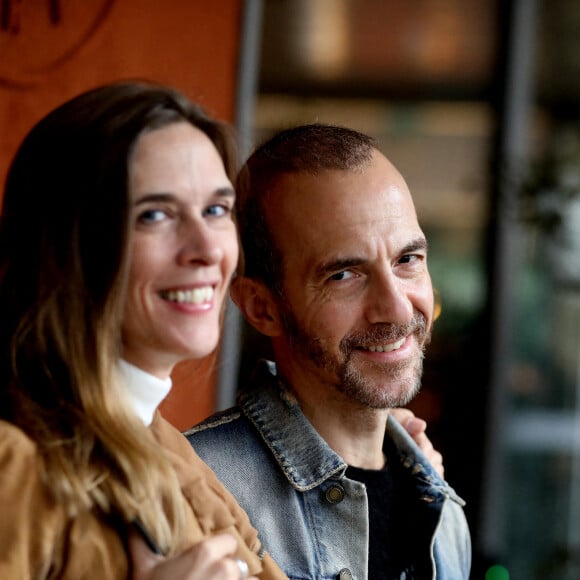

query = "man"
186;124;471;579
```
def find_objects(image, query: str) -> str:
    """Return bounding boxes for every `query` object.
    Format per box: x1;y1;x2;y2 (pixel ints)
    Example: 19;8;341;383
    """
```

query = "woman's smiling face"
121;121;238;378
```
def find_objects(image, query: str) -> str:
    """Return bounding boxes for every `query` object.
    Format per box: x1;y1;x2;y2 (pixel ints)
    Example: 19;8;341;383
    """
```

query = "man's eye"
330;270;355;281
138;209;168;224
399;254;422;265
203;204;232;218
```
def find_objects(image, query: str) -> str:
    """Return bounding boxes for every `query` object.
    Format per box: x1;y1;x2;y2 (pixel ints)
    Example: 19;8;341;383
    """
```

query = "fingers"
401;416;427;437
431;451;444;478
129;531;164;577
232;558;259;579
390;408;427;438
412;430;445;478
390;408;445;479
174;533;239;577
129;530;251;580
390;408;425;434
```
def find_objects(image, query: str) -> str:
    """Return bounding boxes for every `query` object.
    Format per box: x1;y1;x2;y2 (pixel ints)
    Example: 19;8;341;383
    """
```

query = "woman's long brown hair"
0;81;238;553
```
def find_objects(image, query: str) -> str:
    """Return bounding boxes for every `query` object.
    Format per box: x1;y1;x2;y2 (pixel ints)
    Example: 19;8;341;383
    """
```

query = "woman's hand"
390;408;444;478
129;531;258;580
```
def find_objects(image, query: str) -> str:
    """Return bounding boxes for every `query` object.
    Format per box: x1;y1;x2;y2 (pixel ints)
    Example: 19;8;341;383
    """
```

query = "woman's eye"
330;270;355;282
203;204;232;218
137;208;168;224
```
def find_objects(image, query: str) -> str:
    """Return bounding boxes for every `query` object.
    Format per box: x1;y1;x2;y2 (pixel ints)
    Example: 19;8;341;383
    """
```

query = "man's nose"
364;271;413;325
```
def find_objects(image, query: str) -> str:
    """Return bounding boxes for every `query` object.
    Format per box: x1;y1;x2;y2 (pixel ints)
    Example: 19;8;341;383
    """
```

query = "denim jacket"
185;361;471;580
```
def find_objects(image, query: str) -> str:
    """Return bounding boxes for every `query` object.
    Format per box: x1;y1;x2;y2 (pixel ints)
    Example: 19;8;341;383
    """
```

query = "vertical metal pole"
215;0;264;410
568;294;580;554
479;0;539;559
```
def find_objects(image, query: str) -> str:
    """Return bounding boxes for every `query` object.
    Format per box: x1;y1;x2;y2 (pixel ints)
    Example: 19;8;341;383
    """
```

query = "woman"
0;82;285;579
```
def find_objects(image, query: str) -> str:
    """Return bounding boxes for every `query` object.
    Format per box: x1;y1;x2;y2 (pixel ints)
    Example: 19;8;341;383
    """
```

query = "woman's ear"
230;277;283;337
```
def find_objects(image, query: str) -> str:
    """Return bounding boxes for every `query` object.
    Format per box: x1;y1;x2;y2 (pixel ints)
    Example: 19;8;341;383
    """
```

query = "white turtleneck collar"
118;359;172;426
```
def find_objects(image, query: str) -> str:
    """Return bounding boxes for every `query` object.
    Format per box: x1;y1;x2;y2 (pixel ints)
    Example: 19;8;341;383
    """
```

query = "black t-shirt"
346;442;419;579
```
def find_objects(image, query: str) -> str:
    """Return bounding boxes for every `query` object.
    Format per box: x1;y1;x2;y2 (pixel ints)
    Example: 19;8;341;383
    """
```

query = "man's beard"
280;304;430;409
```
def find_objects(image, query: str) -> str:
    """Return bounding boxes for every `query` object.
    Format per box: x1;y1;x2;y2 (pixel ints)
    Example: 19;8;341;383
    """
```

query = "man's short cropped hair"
236;123;375;293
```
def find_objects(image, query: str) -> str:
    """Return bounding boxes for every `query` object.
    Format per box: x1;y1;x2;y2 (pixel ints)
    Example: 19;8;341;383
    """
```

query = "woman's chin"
180;339;220;362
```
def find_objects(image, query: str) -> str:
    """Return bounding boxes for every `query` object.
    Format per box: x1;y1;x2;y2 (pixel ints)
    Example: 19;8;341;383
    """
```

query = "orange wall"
0;0;244;430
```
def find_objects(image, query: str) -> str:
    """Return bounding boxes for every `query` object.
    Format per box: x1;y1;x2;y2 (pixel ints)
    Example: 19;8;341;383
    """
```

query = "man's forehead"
267;178;421;269
266;172;418;230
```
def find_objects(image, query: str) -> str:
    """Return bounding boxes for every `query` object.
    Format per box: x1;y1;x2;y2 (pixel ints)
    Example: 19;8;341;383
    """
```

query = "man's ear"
230;277;283;337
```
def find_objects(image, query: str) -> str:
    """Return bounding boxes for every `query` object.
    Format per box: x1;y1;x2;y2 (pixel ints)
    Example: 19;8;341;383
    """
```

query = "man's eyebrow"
314;257;365;280
314;237;428;280
402;237;429;254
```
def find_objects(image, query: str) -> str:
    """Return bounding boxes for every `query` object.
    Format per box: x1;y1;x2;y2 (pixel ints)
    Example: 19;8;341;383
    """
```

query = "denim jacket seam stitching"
241;389;346;490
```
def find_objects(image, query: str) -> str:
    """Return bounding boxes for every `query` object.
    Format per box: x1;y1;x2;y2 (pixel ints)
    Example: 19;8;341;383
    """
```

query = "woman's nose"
177;221;223;266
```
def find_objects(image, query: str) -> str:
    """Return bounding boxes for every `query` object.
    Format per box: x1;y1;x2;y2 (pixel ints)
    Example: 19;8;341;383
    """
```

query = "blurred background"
2;0;580;577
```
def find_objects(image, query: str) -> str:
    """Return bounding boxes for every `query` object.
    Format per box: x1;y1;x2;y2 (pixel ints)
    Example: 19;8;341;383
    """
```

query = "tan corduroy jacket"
0;413;287;579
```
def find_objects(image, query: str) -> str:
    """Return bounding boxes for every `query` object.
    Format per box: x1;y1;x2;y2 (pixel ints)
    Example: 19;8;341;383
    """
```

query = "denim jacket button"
336;568;353;579
325;484;345;504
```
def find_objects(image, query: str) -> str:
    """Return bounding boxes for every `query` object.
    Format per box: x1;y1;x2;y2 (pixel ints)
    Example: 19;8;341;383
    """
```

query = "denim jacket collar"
240;360;465;507
240;360;347;491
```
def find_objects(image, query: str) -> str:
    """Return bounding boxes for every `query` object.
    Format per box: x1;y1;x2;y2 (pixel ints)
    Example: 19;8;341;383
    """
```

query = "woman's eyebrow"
134;187;236;206
215;186;236;199
134;193;176;205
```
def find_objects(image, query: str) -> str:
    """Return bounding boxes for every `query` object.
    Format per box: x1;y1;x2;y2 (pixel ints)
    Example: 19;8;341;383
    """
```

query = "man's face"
268;150;434;409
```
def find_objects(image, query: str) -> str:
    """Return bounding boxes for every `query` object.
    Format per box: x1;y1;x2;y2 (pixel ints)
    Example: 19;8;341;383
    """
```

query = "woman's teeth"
161;286;214;304
366;338;405;353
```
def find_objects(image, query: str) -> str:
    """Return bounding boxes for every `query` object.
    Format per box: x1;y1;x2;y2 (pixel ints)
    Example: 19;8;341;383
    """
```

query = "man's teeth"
366;338;405;353
162;287;214;304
